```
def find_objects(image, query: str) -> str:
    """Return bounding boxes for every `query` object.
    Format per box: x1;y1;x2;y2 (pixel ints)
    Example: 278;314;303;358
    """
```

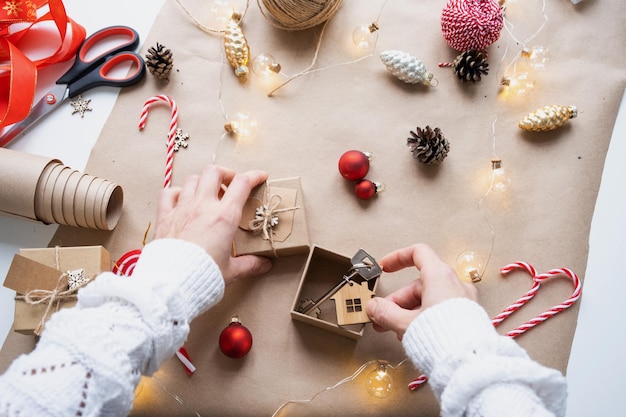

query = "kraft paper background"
2;0;625;415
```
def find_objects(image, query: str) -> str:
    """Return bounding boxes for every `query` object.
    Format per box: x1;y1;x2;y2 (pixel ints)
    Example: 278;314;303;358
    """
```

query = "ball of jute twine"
256;0;344;31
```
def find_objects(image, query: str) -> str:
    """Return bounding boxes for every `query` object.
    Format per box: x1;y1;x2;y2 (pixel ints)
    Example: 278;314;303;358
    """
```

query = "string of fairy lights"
455;0;553;284
134;0;577;413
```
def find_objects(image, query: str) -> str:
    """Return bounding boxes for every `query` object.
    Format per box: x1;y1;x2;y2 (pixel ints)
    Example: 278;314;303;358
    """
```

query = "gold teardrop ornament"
518;105;578;132
224;19;250;79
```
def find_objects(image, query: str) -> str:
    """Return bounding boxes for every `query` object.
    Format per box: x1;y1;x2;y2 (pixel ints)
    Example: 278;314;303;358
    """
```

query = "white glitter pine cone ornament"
224;19;250;80
518;105;578;132
380;50;437;86
407;125;450;164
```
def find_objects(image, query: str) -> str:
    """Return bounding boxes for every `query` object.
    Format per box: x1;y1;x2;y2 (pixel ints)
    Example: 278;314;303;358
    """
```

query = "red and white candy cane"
112;249;142;276
129;96;194;374
491;261;540;328
138;94;179;188
408;262;582;390
504;266;581;339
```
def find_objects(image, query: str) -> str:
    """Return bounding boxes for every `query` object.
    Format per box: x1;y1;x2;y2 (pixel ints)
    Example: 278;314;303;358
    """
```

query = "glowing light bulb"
521;45;550;70
500;72;535;97
224;112;257;137
365;361;393;399
352;22;379;50
489;159;511;192
208;0;236;31
455;250;484;283
252;53;281;78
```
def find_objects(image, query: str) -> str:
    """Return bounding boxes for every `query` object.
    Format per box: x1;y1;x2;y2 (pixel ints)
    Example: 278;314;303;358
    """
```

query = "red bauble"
354;179;379;200
219;316;253;358
338;150;371;181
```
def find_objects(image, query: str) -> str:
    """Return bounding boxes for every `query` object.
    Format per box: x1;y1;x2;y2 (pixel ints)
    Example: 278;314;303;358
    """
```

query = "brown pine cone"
453;50;489;83
407;126;450;164
146;42;173;81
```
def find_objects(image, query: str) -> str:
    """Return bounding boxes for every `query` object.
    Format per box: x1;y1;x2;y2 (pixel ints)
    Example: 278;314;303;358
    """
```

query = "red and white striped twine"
138;95;179;188
440;0;504;52
408;262;582;390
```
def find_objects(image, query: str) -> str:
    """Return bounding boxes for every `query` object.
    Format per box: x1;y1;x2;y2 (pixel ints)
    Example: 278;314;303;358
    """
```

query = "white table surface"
1;1;625;415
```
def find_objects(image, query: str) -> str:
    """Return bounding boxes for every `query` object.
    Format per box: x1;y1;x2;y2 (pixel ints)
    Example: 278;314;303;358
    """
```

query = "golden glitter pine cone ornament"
380;50;436;86
407;126;450;164
518;105;578;132
145;43;174;81
224;19;250;79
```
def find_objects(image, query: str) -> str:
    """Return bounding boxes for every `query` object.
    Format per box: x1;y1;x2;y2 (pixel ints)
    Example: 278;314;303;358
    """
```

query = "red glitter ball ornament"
219;316;253;358
338;150;371;181
355;179;383;200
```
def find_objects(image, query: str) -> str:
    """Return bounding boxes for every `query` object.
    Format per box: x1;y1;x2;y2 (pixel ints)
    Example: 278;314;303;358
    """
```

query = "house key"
299;249;382;316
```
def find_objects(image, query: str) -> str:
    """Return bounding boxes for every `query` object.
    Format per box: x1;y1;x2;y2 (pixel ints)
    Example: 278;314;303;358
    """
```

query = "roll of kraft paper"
0;148;123;230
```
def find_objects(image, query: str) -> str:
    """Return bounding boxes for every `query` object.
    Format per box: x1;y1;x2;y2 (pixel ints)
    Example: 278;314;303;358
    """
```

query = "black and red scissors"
0;25;146;147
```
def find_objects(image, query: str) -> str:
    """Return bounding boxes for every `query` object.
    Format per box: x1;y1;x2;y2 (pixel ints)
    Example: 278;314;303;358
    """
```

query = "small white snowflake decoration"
70;95;93;117
255;204;279;228
169;128;189;151
67;269;88;291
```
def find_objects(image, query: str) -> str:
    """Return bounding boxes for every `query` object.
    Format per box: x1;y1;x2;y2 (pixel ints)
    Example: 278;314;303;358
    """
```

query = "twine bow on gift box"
13;246;91;336
15;269;88;335
247;185;300;256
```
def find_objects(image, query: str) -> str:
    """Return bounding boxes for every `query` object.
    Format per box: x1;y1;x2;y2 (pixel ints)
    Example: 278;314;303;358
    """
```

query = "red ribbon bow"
0;0;86;130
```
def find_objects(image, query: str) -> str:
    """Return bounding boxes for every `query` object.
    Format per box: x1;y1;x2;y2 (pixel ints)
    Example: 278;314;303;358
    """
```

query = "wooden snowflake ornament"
171;128;189;151
67;269;88;291
70;95;92;117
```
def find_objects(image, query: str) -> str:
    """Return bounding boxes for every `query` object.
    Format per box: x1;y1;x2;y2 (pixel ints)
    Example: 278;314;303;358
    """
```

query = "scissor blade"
0;84;69;147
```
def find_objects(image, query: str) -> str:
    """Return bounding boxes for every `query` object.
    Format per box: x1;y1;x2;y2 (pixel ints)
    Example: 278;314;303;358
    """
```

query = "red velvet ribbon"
0;0;86;130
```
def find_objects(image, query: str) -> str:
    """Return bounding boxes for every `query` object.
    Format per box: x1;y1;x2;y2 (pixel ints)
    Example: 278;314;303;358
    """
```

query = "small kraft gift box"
233;177;310;257
291;245;381;340
3;246;111;335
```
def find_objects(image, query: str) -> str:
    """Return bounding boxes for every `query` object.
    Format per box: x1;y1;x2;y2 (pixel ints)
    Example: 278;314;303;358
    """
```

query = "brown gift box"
3;246;111;335
233;177;310;257
291;245;379;340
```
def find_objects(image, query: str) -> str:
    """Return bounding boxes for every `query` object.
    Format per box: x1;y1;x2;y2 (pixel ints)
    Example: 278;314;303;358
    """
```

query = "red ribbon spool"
0;0;86;131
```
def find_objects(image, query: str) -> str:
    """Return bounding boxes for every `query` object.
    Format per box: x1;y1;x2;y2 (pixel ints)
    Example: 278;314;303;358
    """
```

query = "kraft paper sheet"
2;0;625;415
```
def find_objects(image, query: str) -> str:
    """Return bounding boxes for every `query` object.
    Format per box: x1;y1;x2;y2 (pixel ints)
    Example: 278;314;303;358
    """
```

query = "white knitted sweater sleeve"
0;238;224;417
402;298;567;417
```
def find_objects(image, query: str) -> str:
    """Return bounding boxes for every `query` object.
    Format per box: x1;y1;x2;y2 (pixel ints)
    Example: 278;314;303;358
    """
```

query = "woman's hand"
366;243;477;340
154;165;272;285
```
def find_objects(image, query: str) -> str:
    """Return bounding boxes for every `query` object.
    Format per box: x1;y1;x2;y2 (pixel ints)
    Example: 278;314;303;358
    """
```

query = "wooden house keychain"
299;249;382;326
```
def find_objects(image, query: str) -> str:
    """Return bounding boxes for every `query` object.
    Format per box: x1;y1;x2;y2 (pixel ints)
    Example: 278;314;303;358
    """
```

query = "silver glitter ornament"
380;50;436;86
